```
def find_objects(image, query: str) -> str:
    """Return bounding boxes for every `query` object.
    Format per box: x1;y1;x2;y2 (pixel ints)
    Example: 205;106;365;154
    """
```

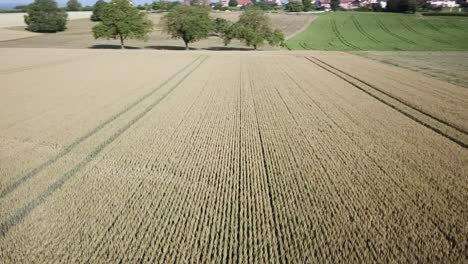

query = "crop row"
1;53;467;262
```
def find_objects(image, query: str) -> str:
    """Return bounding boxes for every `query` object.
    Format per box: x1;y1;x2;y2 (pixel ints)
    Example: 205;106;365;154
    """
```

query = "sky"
0;0;156;9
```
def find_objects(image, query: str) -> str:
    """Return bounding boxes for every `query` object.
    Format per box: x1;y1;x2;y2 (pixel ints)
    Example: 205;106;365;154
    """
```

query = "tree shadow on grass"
145;45;196;50
89;44;141;50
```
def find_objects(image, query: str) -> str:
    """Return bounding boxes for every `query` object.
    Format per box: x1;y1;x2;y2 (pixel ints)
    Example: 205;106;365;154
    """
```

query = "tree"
213;3;224;10
386;0;416;12
24;0;68;33
459;0;468;8
67;0;82;11
330;0;340;11
285;1;304;12
152;1;181;11
229;0;239;7
214;17;230;34
91;0;108;21
161;5;214;50
92;0;154;49
255;0;277;10
222;8;285;50
14;5;30;10
302;0;313;11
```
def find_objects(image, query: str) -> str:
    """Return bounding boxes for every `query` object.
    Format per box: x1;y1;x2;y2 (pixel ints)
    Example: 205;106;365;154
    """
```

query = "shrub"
152;1;181;11
24;0;68;33
330;0;340;11
386;0;416;13
229;0;239;7
302;0;313;11
422;12;468;16
285;1;304;12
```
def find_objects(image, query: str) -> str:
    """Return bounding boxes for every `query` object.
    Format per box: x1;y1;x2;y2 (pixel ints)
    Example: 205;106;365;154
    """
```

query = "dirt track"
0;48;467;262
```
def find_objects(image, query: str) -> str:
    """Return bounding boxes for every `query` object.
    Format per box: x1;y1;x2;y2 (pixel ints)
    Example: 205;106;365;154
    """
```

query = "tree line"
23;0;285;50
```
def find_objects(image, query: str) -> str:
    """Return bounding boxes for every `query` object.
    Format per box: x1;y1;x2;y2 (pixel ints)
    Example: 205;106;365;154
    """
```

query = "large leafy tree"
67;0;82;11
161;5;214;50
91;0;108;21
222;8;285;50
24;0;68;33
92;0;154;49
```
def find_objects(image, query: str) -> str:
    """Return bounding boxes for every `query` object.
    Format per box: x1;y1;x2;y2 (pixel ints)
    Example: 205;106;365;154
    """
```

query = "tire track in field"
330;17;361;50
304;56;468;148
350;15;381;44
289;73;464;256
399;18;451;46
0;56;208;239
0;54;100;75
0;56;202;200
420;19;461;39
84;70;212;264
276;60;465;259
376;18;419;47
271;77;383;262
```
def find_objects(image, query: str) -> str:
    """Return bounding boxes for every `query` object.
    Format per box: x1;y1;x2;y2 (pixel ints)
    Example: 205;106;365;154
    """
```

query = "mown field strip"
305;56;468;147
0;56;208;239
0;56;202;200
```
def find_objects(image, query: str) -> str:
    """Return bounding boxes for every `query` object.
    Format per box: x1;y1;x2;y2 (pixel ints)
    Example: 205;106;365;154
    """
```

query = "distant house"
184;0;212;5
221;0;253;6
319;0;363;9
368;0;387;8
429;0;458;7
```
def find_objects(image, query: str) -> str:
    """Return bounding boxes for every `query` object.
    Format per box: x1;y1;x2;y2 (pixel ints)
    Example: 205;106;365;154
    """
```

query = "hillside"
287;12;468;51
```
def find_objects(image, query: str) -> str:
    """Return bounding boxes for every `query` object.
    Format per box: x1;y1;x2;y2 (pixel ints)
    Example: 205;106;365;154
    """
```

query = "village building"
429;0;459;7
221;0;253;6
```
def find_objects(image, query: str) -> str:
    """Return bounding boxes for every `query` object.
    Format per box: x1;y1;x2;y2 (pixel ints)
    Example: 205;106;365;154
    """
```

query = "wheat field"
0;48;467;262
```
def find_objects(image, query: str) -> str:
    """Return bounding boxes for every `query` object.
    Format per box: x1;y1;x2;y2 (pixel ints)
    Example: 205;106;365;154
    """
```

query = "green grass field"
287;12;468;51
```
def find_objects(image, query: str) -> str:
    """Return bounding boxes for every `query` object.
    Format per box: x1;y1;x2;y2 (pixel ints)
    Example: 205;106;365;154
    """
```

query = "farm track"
330;17;361;50
350;15;381;44
0;55;203;200
0;56;209;239
399;19;451;46
1;49;467;262
376;18;418;46
305;56;468;147
273;56;468;261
